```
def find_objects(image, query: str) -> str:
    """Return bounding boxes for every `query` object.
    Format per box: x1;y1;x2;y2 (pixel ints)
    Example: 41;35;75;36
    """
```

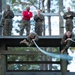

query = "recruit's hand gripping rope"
32;40;73;61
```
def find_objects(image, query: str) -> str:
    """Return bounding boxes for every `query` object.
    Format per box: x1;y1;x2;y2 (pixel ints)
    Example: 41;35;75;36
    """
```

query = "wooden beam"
5;72;75;75
0;36;75;47
1;50;60;55
7;61;60;64
0;36;62;47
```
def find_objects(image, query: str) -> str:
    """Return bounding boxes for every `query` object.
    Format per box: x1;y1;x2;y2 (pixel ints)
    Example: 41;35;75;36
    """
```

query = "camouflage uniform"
61;31;74;53
2;8;14;36
34;14;44;36
20;19;30;36
63;11;75;32
20;32;39;46
26;32;39;45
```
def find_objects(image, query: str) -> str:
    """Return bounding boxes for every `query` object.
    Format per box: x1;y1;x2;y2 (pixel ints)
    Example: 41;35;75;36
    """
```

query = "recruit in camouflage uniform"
63;7;75;32
20;32;39;46
2;5;14;36
61;31;74;54
34;10;44;36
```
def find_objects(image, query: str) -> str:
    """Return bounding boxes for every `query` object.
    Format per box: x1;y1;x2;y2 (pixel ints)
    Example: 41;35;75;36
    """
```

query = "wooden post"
59;0;67;75
61;59;67;75
0;51;2;75
0;43;7;75
60;47;67;75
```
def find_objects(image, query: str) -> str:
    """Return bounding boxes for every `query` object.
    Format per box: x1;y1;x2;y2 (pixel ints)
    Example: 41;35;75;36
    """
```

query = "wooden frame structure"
0;36;75;75
0;0;75;75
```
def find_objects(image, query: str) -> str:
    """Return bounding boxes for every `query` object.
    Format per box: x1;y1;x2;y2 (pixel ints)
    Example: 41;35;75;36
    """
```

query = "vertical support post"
61;59;67;75
0;43;6;75
59;0;64;35
0;0;2;35
60;47;67;75
0;50;2;75
59;0;67;75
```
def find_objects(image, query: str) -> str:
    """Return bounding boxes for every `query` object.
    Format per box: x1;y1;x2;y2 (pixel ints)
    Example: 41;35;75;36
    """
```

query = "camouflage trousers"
20;20;30;36
65;19;73;32
35;22;43;36
3;19;12;36
61;40;72;52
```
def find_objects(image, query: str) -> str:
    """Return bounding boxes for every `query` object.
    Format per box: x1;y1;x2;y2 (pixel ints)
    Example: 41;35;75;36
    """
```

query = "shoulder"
22;10;27;14
64;12;67;14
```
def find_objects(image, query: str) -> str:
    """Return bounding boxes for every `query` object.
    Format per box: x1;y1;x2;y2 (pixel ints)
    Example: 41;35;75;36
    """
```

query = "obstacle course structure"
0;36;75;75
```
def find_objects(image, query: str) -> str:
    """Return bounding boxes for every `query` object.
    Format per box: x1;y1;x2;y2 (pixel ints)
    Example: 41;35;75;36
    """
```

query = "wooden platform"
0;35;75;75
0;35;62;47
0;35;75;47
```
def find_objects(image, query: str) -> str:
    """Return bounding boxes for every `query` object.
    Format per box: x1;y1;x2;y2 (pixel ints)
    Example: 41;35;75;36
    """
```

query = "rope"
68;39;75;42
32;40;73;61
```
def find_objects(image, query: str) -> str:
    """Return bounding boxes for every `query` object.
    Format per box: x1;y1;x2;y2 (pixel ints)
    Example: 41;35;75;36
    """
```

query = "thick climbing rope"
32;40;73;61
68;39;75;42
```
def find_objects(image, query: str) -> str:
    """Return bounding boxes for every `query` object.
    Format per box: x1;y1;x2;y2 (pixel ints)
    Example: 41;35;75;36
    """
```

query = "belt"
66;19;72;20
36;21;42;22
